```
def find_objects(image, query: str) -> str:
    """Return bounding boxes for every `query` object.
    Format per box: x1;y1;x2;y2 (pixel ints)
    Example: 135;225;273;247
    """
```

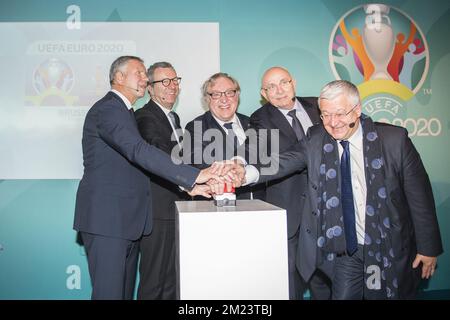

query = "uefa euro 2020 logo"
329;4;441;137
26;57;77;106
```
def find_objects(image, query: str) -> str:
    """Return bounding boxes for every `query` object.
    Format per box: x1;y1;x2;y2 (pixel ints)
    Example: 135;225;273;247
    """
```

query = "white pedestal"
175;199;289;300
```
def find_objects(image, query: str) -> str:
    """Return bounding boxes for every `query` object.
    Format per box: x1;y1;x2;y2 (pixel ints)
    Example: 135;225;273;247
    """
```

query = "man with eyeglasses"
249;66;331;300
134;62;185;300
74;56;237;300
245;79;442;299
184;72;253;199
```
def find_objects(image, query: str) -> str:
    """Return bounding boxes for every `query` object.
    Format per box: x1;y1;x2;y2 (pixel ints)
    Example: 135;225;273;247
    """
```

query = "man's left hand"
412;254;438;279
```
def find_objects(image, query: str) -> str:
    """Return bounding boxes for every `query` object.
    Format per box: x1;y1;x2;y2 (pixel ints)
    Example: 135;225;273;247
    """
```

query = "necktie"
340;140;358;255
168;111;182;143
168;111;181;130
287;109;305;141
223;122;239;156
129;108;136;123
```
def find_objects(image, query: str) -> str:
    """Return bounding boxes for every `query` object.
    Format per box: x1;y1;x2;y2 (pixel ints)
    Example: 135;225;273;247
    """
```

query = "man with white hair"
247;79;442;299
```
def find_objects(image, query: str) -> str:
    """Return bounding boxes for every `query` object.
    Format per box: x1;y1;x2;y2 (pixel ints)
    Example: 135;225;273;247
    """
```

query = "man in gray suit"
246;80;442;299
74;56;237;299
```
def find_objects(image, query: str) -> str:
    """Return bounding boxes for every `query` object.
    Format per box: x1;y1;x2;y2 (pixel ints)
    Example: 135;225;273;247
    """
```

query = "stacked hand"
189;160;246;197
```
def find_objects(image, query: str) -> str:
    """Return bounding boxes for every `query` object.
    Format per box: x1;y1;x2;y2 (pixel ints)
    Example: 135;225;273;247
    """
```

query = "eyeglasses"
150;77;182;87
262;79;293;94
320;104;359;122
207;89;238;100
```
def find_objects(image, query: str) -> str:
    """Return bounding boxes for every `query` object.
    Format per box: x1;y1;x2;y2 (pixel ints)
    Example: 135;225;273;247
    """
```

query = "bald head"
262;67;291;85
261;66;297;110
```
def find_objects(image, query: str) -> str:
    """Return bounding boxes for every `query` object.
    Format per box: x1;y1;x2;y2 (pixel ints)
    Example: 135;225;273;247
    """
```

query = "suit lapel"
205;111;227;135
147;100;179;147
203;111;231;159
236;113;249;130
267;104;298;142
298;97;321;126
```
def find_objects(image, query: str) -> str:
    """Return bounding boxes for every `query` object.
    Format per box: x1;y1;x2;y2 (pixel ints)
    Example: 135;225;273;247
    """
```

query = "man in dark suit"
248;80;443;299
73;56;234;300
134;62;186;299
249;66;331;300
184;72;252;199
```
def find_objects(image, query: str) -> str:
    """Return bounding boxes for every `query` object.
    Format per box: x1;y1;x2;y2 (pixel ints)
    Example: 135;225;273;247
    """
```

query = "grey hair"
318;80;360;108
147;61;175;84
109;55;144;85
201;72;241;105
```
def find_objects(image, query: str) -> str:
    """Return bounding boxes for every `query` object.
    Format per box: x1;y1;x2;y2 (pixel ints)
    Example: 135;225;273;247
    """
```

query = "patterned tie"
223;122;239;156
340;140;358;255
287;109;305;141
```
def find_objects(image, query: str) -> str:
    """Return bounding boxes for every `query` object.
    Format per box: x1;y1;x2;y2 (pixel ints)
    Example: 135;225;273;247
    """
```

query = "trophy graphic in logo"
329;4;428;101
26;57;78;106
362;4;395;80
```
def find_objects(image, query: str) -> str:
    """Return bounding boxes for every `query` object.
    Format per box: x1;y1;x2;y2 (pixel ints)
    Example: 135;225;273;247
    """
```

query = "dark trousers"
290;232;332;300
81;232;139;300
332;244;365;300
138;219;176;300
308;269;332;300
288;232;307;300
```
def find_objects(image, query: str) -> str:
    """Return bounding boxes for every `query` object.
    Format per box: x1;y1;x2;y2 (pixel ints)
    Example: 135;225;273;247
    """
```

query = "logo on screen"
26;57;78;106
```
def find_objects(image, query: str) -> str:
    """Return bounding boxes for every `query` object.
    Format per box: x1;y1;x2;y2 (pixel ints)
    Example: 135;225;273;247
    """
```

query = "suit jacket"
134;100;189;220
249;97;320;238
74;91;199;240
259;121;443;298
184;111;252;199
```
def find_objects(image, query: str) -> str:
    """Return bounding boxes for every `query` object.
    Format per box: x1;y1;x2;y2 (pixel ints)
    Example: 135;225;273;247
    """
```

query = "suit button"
312;184;318;190
312;211;317;216
306;229;311;234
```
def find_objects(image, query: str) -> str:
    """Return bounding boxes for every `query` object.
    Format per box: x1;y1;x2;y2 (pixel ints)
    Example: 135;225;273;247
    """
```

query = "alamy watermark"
169;122;281;175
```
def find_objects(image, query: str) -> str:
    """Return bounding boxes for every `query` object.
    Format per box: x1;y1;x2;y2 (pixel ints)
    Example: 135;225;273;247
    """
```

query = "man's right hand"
195;162;232;184
203;160;246;194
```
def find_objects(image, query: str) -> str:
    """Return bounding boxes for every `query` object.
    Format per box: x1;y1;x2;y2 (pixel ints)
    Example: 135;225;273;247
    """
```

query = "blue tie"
340;140;358;255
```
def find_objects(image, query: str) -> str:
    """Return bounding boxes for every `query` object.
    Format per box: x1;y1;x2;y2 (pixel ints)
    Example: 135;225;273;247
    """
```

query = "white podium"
175;199;289;300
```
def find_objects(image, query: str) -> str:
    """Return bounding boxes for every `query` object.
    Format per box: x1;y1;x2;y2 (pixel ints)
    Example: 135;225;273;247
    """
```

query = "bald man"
249;67;331;299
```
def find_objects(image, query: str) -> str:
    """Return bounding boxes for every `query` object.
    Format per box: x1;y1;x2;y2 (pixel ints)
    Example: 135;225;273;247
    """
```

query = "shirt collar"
211;113;240;129
340;121;363;151
277;100;294;114
152;99;173;117
277;98;303;116
111;89;133;110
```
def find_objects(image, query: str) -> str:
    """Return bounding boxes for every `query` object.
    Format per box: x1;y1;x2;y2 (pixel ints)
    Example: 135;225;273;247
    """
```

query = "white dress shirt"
277;99;314;135
211;113;246;145
153;100;182;146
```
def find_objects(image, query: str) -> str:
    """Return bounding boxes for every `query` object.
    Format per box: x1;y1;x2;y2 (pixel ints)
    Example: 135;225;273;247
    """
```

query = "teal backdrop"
0;0;449;299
